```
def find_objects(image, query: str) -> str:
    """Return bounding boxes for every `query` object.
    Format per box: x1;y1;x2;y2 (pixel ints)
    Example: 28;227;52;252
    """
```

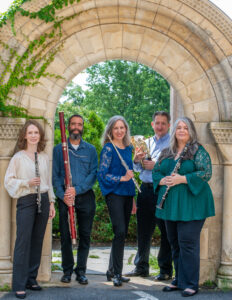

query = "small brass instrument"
131;136;152;167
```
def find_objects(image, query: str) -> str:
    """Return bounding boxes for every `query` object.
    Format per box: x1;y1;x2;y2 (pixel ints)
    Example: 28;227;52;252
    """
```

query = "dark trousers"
12;193;49;291
58;189;96;275
134;183;172;275
106;193;133;275
165;219;205;290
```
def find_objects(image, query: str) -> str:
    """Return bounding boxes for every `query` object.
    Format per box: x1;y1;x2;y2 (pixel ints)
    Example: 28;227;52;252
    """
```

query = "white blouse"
4;151;55;202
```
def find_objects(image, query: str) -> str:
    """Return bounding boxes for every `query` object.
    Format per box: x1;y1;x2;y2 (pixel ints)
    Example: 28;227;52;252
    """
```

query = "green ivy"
0;0;82;118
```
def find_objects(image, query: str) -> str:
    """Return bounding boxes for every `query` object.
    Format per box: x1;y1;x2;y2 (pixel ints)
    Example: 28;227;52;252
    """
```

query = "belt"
142;182;153;188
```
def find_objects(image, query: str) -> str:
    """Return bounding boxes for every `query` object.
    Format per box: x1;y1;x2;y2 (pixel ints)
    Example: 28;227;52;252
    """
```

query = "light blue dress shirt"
133;133;170;183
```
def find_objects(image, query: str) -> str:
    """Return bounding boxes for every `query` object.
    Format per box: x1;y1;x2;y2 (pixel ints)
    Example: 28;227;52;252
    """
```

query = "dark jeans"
12;193;49;291
134;183;172;275
58;189;96;275
165;219;205;290
106;193;133;275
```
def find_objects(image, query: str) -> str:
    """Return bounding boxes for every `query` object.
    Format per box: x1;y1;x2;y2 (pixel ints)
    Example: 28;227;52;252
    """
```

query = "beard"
69;129;83;140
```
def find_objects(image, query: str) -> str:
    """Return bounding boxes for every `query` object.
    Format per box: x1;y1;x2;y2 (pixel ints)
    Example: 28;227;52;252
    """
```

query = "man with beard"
53;114;98;284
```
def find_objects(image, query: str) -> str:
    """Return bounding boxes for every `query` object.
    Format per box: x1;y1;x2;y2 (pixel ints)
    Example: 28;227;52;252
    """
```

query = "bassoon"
59;111;77;245
156;143;189;210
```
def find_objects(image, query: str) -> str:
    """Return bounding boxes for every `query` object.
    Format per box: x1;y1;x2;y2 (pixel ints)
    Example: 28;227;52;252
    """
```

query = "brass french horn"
131;135;152;167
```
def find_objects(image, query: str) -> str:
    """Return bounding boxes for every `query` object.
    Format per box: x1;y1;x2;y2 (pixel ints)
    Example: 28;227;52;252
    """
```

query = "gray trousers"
12;193;49;291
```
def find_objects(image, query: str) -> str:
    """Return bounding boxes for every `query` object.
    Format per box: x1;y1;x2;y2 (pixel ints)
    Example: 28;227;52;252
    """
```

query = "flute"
59;112;77;245
34;152;42;213
107;134;141;193
156;143;189;210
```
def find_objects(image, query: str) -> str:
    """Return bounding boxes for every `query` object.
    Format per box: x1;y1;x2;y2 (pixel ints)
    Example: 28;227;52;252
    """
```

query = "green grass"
0;284;11;292
149;254;159;275
89;255;100;259
52;252;62;257
128;254;135;265
202;280;216;288
52;259;62;264
51;263;63;271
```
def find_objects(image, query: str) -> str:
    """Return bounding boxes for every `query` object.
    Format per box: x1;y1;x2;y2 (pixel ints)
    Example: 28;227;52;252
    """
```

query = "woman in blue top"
152;117;215;297
98;115;135;287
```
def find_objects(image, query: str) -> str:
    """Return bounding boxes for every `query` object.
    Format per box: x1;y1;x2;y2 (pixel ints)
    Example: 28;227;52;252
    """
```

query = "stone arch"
0;0;232;287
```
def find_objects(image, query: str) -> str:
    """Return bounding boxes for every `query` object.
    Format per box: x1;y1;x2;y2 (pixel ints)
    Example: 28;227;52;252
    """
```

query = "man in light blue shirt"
125;111;173;280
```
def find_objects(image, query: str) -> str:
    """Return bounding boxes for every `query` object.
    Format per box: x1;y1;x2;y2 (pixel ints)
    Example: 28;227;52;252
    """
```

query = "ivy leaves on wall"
0;0;80;118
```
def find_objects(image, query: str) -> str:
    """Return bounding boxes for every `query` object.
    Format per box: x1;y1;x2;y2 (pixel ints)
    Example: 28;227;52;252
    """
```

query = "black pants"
165;219;205;290
58;189;96;275
134;183;172;275
12;193;49;291
106;193;133;275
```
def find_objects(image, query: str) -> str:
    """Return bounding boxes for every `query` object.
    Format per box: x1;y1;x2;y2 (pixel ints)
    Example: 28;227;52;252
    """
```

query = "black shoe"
106;270;114;281
163;285;179;292
76;274;88;285
60;274;71;283
121;276;130;283
124;269;149;277
106;271;130;283
26;284;42;291
155;273;172;281
15;292;26;299
113;274;122;287
182;290;198;297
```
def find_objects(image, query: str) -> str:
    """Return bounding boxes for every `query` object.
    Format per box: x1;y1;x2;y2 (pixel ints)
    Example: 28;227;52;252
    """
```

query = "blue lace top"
98;143;135;196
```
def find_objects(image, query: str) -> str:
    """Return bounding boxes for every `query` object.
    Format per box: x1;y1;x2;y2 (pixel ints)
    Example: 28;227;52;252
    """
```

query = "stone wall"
0;0;232;287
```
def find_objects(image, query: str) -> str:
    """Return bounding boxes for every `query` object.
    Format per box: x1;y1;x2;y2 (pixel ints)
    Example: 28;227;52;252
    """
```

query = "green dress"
153;145;215;221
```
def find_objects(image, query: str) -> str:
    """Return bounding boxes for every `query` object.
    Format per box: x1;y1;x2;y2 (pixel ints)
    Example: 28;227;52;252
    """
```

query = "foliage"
0;284;11;292
53;102;104;155
0;28;63;117
83;60;170;135
62;81;85;105
149;254;159;275
0;0;81;29
0;0;82;118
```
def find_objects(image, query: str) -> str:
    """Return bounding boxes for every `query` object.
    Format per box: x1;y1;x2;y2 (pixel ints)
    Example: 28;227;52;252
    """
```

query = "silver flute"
107;134;141;193
34;152;42;213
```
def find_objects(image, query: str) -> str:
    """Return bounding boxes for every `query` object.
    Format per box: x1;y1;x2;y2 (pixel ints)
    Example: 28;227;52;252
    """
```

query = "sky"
0;0;231;89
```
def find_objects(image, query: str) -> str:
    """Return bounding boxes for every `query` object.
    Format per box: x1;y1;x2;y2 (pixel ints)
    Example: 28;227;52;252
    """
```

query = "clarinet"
156;143;189;210
107;134;141;193
34;152;42;213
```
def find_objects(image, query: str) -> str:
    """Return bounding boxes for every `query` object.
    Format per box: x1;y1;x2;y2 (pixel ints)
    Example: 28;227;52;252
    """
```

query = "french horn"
131;135;152;163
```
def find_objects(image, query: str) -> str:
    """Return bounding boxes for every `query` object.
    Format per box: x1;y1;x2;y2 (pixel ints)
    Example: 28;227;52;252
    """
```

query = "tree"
62;81;85;105
54;102;104;156
83;60;170;135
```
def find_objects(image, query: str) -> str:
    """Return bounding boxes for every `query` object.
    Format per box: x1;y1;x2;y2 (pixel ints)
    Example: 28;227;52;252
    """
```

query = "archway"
0;0;232;287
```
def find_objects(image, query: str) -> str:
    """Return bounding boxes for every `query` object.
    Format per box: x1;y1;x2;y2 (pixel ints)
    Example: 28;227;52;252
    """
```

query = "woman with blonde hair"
98;115;135;287
4;120;55;299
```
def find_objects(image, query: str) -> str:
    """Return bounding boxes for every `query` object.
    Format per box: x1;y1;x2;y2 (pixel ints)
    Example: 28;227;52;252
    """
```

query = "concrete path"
1;247;232;299
52;246;159;276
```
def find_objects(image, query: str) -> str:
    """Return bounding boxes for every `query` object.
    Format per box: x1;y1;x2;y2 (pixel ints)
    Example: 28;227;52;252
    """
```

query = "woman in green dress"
152;117;215;297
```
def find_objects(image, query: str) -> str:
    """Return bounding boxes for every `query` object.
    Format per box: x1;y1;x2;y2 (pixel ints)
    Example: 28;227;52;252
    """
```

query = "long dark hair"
158;117;200;162
15;120;46;153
